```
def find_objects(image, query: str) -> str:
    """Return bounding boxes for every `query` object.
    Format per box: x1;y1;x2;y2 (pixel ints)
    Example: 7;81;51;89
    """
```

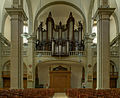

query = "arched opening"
2;61;27;88
35;60;83;92
93;61;118;89
34;1;86;35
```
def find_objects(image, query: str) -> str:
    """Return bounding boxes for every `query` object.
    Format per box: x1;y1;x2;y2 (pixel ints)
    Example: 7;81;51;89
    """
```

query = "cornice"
5;8;28;21
93;8;115;20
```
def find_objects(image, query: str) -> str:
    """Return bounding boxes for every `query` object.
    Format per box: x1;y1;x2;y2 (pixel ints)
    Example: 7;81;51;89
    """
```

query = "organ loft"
36;12;85;56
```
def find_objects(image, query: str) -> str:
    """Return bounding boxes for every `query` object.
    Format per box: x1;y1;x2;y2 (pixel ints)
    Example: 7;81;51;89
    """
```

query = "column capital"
6;8;28;21
93;8;115;20
27;34;36;41
27;35;36;43
84;34;93;44
100;0;109;8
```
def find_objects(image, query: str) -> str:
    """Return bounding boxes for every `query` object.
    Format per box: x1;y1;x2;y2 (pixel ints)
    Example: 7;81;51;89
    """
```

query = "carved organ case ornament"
36;12;85;56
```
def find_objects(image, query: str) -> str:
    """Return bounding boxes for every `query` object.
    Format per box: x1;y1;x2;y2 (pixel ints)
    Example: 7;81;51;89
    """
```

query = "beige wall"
37;62;83;88
4;16;11;41
1;49;119;88
110;16;116;42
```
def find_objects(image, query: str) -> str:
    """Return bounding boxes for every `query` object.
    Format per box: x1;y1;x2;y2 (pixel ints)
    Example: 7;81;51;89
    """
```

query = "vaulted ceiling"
0;0;120;34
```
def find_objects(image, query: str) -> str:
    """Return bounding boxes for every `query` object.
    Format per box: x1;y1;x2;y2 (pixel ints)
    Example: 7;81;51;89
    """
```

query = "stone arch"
88;0;95;34
2;60;27;88
112;13;120;35
93;60;118;72
1;0;12;34
2;60;27;73
35;60;84;88
1;12;8;35
1;0;31;35
2;60;10;71
91;0;119;41
34;1;87;34
26;0;33;34
110;60;118;72
93;60;118;88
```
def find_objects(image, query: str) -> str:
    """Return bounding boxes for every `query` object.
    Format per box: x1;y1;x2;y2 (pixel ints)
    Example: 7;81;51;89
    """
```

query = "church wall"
0;51;119;88
110;16;117;42
71;65;82;88
92;56;119;68
0;0;120;89
35;0;87;19
4;16;11;41
35;55;86;88
108;0;120;34
37;62;83;88
0;0;12;33
92;0;98;18
1;57;28;69
35;56;87;68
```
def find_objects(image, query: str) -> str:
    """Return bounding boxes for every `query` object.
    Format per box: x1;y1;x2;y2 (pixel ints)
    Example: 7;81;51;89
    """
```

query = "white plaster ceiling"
30;0;92;23
37;4;84;28
0;0;120;33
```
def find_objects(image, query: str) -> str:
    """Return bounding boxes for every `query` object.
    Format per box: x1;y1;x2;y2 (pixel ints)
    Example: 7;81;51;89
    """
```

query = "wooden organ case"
36;12;84;56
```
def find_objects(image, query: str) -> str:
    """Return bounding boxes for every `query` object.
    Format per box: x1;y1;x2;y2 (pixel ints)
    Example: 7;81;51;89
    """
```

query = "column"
27;35;35;88
94;8;115;89
85;36;93;88
0;40;3;88
117;35;120;88
6;8;27;89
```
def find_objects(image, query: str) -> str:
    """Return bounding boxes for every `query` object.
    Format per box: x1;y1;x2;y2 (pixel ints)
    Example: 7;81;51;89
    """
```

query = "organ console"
36;12;85;56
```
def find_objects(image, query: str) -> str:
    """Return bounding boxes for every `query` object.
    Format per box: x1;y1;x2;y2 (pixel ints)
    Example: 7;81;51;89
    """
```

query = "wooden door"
23;78;27;88
3;78;10;88
50;71;71;92
110;78;117;88
93;78;96;89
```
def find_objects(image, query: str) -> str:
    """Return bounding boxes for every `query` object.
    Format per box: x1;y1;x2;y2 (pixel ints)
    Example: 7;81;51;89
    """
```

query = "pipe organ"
36;12;84;56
